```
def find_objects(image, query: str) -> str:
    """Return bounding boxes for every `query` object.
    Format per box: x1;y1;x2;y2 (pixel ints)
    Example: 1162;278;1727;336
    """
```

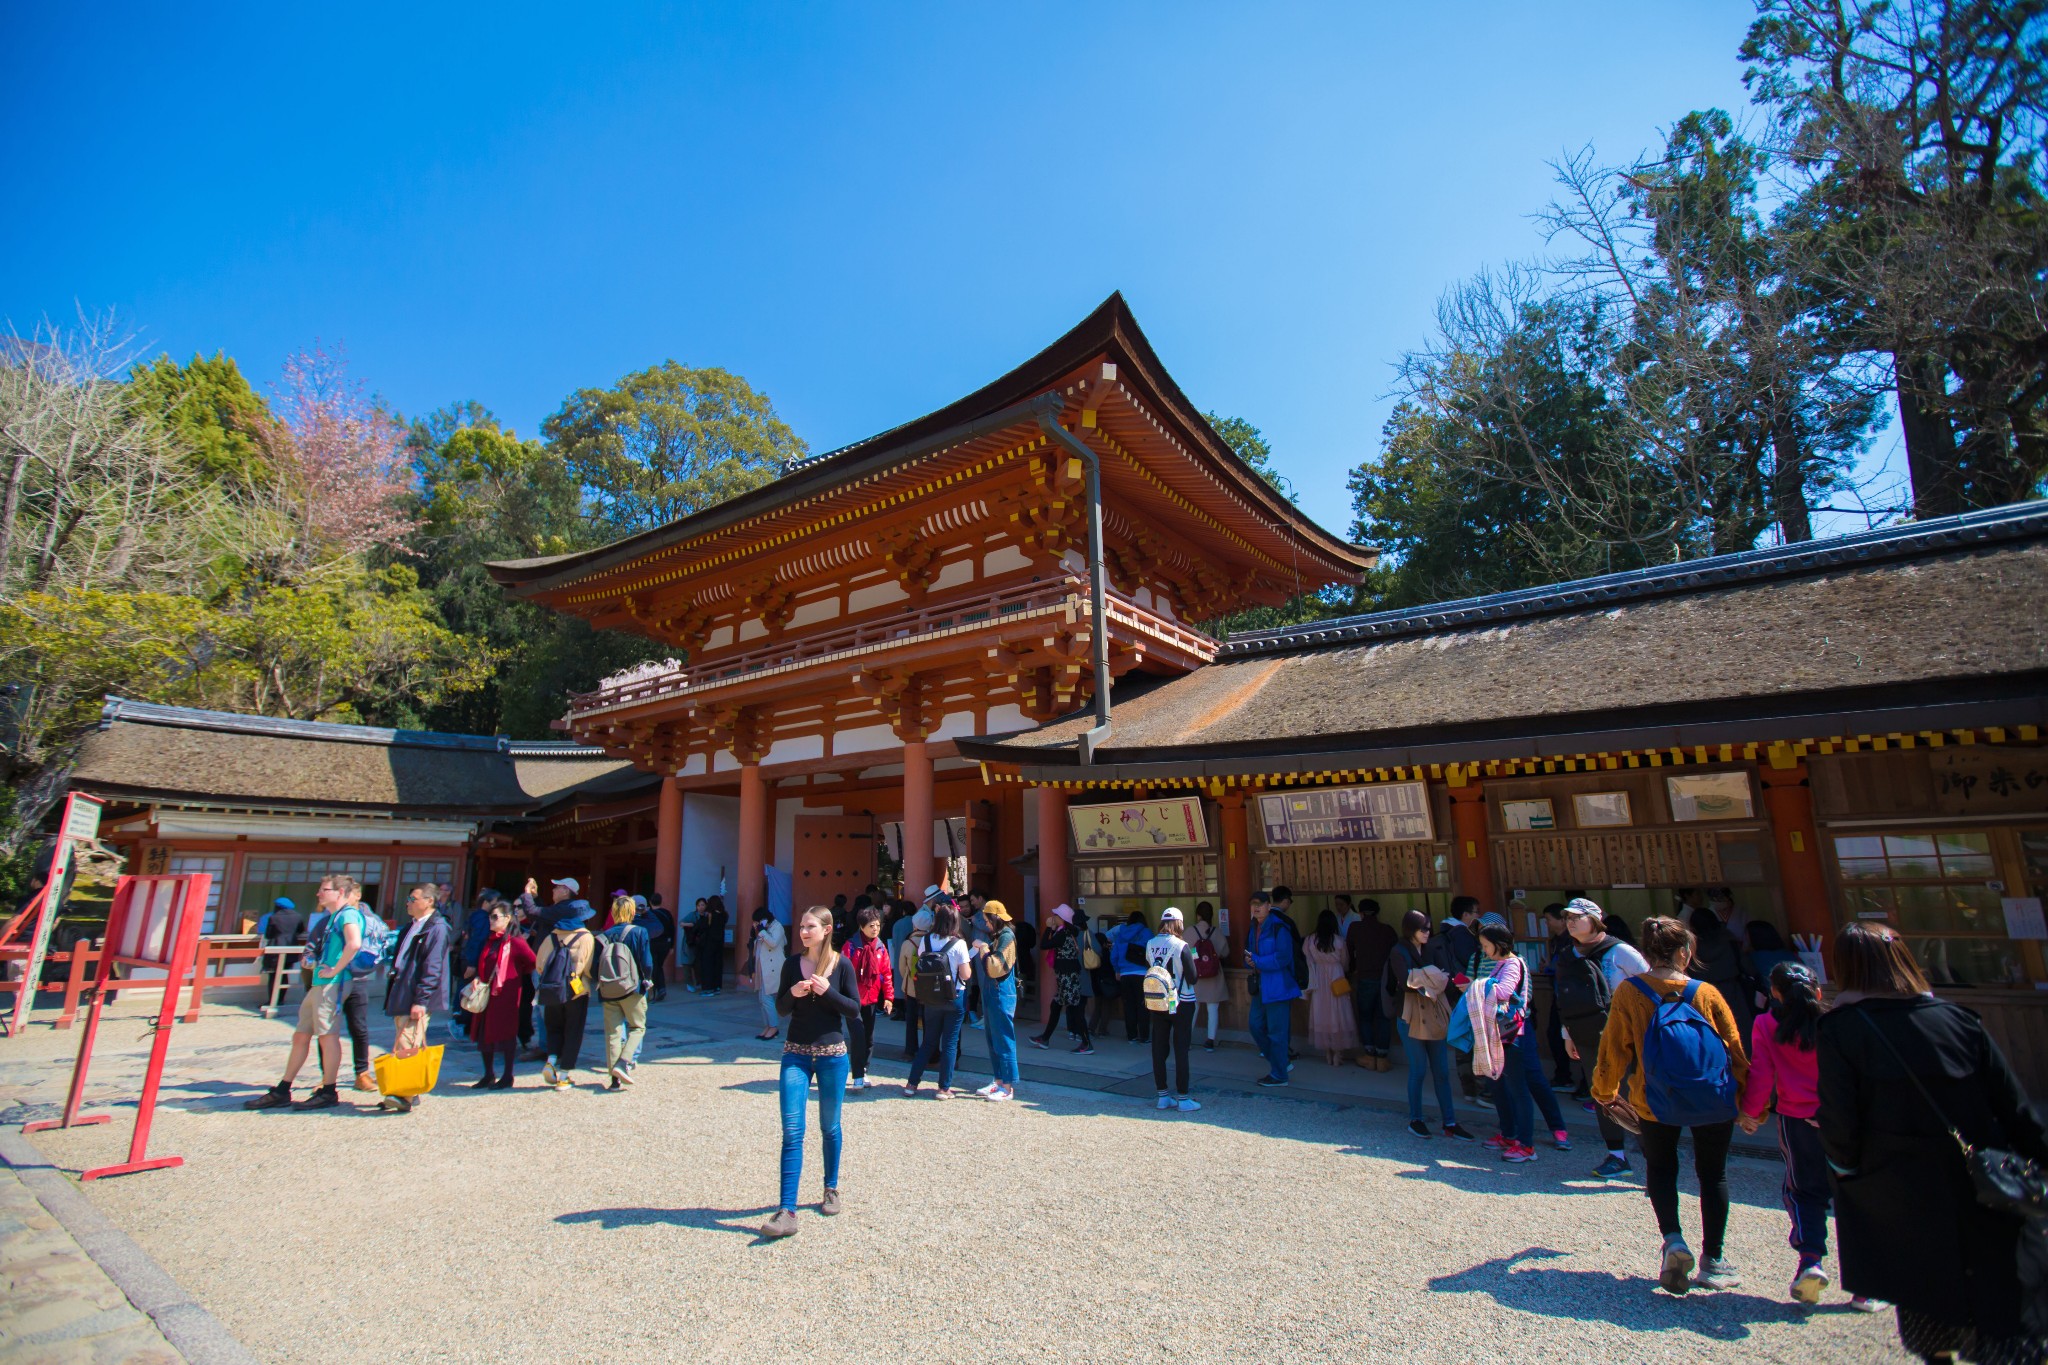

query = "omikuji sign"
1259;781;1435;846
1069;798;1209;852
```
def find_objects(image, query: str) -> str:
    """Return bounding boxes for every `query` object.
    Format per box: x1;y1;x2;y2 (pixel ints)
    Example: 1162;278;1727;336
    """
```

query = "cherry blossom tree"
268;343;414;567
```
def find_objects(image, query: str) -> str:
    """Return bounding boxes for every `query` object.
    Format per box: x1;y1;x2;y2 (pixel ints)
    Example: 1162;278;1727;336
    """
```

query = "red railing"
570;576;1217;716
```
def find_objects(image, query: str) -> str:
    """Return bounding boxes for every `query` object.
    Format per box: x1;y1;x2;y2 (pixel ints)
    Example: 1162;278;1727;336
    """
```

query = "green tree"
1204;412;1296;501
124;352;274;486
543;363;807;535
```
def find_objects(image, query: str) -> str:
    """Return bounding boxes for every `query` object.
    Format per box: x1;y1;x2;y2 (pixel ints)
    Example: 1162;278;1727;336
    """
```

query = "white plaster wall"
982;544;1031;577
1060;550;1085;574
704;625;734;651
681;793;740;908
712;749;739;773
932;558;974;591
849;580;907;614
763;734;824;764
930;709;980;741
831;723;900;756
678;752;707;777
789;597;841;628
738;617;768;642
981;703;1030;735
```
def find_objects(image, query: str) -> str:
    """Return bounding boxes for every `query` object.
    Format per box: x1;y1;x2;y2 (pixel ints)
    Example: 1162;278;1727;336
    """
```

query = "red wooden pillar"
1219;791;1255;961
1760;754;1835;963
1445;773;1497;914
655;778;683;970
903;740;935;896
737;763;767;950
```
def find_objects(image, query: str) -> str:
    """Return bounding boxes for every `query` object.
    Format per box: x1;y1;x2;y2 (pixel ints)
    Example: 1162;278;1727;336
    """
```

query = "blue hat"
272;896;295;912
551;899;595;928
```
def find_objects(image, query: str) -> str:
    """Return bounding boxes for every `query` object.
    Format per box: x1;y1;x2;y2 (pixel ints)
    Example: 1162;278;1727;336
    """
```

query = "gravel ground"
8;994;1909;1365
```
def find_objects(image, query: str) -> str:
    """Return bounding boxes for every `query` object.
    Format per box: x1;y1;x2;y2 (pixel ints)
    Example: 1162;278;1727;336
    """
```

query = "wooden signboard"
1258;781;1434;847
1069;798;1208;853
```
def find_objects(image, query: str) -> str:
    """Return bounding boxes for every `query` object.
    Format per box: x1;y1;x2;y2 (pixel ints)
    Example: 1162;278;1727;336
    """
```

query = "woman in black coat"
1818;923;2047;1362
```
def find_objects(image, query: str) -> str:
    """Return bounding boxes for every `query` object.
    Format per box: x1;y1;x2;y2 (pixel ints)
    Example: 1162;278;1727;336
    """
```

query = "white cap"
551;877;580;894
1159;906;1184;924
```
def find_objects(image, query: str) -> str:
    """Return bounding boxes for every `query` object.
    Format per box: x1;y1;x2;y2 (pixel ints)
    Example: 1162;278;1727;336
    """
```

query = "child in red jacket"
845;905;896;1090
1738;961;1871;1312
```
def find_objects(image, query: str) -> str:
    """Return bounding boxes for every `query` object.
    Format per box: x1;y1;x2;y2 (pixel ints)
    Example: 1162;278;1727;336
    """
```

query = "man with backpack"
595;896;655;1089
1553;897;1651;1177
642;894;675;1001
261;896;304;1008
534;896;597;1090
244;874;365;1111
1245;892;1304;1087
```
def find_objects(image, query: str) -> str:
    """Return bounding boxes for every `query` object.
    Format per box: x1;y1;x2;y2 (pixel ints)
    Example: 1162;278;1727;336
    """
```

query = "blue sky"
10;3;1884;537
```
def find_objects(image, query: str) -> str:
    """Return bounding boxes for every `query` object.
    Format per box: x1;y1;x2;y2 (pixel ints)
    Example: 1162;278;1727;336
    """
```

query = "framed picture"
1666;772;1756;822
1500;798;1555;832
1572;791;1633;828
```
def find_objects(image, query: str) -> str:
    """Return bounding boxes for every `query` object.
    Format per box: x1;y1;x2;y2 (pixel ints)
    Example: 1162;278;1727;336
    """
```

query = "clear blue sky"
8;3;1861;538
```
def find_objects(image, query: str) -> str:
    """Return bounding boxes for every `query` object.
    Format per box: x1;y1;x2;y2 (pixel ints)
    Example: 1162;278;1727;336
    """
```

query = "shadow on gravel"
1429;1248;1812;1338
557;1206;776;1240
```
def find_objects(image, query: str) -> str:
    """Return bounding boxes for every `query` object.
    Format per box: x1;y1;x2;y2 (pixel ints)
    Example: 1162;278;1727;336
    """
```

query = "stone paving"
0;979;1912;1364
0;1155;182;1365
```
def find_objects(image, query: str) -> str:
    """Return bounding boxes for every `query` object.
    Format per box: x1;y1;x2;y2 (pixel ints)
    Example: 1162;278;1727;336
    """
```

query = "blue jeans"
778;1048;848;1213
1491;1031;1535;1144
1247;998;1294;1080
908;1005;963;1091
1519;1021;1565;1132
1352;979;1390;1053
1397;1018;1457;1124
981;974;1018;1087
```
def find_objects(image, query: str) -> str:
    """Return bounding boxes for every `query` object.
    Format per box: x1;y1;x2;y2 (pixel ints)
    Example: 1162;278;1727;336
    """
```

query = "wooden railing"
0;935;276;1028
570;576;1217;716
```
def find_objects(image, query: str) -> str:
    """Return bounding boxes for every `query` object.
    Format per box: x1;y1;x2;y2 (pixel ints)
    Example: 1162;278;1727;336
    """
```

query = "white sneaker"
848;1077;866;1091
986;1086;1013;1102
1660;1236;1695;1296
541;1061;559;1087
1177;1097;1201;1113
1156;1094;1175;1110
1791;1261;1828;1305
976;1081;1001;1098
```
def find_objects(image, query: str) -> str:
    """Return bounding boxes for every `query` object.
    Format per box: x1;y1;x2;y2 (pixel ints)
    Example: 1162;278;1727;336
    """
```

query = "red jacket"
847;936;896;1007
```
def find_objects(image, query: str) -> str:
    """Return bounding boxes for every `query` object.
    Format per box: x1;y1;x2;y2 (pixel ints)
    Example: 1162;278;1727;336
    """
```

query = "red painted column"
1760;757;1835;963
903;740;935;896
654;777;683;922
1446;776;1497;915
1035;785;1070;919
736;763;767;941
1219;791;1255;961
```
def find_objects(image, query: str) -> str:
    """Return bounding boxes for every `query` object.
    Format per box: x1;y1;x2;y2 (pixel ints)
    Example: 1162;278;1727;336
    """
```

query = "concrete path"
1;981;1905;1364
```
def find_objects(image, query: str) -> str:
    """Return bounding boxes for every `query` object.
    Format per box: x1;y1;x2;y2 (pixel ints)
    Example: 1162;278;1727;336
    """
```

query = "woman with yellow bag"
380;885;450;1114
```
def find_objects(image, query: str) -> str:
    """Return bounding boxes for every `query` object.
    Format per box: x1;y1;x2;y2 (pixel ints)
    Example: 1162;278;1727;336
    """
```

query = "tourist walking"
696;895;728;995
904;902;970;1098
535;899;597;1090
1189;902;1228;1052
747;908;787;1041
379;885;449;1114
844;905;894;1089
1031;903;1094;1054
243;874;365;1111
972;899;1019;1101
338;888;385;1093
642;894;674;1001
897;906;930;1057
1737;961;1868;1308
1471;923;1535;1162
1146;907;1200;1112
468;901;536;1088
1246;892;1302;1087
760;905;860;1239
597;895;655;1089
1818;922;2045;1359
1555;897;1652;1177
1386;910;1470;1139
1344;899;1394;1070
1304;910;1357;1067
1591;916;1749;1297
1111;911;1153;1044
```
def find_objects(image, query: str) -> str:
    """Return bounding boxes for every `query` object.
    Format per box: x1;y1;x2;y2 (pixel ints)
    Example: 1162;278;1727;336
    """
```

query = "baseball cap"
1159;906;1183;924
1562;897;1602;919
272;896;295;911
551;877;580;894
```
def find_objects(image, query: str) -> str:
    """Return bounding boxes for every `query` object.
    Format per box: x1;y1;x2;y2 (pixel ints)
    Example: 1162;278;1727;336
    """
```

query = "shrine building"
487;293;1373;928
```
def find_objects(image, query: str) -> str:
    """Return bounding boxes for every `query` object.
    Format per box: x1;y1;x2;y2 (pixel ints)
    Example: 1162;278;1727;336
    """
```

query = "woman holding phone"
761;905;860;1239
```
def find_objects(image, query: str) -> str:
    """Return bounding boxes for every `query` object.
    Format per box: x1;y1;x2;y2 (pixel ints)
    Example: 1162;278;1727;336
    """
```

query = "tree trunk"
1896;352;1963;520
1770;415;1814;543
0;446;28;576
0;747;83;862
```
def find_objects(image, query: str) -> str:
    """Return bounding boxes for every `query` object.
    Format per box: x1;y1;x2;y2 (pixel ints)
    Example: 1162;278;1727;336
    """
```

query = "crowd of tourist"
235;874;2046;1362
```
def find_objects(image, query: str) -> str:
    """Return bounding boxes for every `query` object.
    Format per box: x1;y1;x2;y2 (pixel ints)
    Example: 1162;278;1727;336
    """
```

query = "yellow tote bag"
372;1045;444;1098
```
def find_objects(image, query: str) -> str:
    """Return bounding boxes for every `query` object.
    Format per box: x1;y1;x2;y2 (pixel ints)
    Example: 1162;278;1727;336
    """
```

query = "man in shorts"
244;874;364;1111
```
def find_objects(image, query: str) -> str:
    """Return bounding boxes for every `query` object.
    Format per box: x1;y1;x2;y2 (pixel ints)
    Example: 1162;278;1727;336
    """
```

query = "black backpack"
914;935;960;1005
1552;938;1618;1023
537;930;589;1005
1277;914;1309;991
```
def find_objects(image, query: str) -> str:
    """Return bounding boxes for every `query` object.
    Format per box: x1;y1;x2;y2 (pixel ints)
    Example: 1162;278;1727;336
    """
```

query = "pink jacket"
1739;1012;1819;1120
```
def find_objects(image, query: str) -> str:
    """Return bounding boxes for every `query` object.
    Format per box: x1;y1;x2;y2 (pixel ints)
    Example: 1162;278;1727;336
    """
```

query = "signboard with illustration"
1069;798;1209;853
1258;781;1434;846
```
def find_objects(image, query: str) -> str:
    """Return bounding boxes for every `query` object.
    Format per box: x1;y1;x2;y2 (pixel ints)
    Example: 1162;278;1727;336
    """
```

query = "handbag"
460;977;491;1014
1860;1010;2048;1221
1599;1097;1644;1136
1331;976;1351;997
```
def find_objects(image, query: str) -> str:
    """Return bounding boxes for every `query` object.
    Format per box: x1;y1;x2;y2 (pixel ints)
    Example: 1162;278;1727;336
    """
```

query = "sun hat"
912;908;934;932
1050;903;1074;924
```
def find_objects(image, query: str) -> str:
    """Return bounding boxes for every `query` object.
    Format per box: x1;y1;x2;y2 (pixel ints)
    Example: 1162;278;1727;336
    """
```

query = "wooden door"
793;816;876;914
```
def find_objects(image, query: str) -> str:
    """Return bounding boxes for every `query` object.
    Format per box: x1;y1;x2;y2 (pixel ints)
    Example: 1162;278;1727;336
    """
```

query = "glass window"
398;860;455;893
1832;829;2015;984
238;856;389;924
166;855;230;934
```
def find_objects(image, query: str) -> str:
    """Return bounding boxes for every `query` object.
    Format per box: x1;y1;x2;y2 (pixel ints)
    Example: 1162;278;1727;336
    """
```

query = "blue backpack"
1626;977;1739;1126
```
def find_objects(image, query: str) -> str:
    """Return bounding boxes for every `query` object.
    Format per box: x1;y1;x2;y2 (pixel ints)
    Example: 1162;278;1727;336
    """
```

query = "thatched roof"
958;502;2048;776
72;701;643;816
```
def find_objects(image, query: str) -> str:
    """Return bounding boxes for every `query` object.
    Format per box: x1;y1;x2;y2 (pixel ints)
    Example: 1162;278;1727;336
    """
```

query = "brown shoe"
354;1070;378;1092
820;1188;841;1217
760;1209;799;1238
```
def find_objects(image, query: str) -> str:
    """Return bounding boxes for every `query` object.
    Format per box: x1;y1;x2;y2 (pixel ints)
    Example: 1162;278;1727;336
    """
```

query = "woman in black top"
1029;904;1093;1054
697;895;728;995
761;905;859;1239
